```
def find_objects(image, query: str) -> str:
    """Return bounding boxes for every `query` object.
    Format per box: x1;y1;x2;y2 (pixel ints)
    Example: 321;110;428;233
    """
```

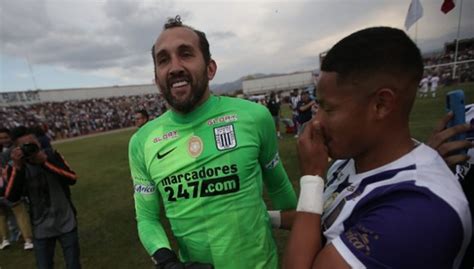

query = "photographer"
4;126;81;269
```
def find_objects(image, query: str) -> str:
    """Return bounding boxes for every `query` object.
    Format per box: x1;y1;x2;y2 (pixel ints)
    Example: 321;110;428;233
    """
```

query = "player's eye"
157;57;169;65
181;50;193;58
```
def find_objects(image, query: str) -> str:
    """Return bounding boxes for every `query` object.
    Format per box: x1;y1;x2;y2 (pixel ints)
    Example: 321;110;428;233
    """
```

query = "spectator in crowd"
33;125;52;150
1;128;13;167
429;73;440;98
4;126;81;269
296;91;316;136
0;127;34;251
129;15;296;269
134;109;150;128
266;91;282;138
284;27;470;268
290;88;300;135
419;74;430;98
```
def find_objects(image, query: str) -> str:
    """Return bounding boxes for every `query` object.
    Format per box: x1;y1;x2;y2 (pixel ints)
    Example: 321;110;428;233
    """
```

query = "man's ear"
207;59;217;80
373;88;396;120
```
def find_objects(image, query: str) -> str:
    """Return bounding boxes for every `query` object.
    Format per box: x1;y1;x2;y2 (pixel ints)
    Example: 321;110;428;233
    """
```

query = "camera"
21;143;40;158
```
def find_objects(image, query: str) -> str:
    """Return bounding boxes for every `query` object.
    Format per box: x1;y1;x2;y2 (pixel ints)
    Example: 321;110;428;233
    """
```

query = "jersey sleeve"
255;106;297;210
129;133;171;255
43;149;78;185
330;186;467;268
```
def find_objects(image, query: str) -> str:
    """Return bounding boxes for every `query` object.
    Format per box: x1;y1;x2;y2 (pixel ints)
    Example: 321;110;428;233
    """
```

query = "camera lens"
21;143;40;158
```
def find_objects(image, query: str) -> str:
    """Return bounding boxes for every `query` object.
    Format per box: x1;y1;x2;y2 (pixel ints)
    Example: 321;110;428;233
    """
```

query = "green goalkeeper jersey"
129;95;296;269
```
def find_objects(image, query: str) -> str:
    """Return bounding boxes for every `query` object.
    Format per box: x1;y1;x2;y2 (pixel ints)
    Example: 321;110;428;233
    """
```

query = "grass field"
1;83;473;268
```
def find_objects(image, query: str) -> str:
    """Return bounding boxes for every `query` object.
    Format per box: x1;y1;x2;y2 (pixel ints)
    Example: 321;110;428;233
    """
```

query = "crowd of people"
0;94;167;141
424;44;474;84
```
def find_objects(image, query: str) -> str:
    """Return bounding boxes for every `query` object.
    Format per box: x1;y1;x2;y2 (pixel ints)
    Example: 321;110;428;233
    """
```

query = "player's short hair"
135;109;149;120
151;15;212;73
10;126;34;142
321;27;423;84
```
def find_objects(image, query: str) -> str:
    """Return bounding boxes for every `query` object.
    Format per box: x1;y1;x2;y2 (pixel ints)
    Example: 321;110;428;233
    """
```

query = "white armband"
296;175;325;215
268;210;281;228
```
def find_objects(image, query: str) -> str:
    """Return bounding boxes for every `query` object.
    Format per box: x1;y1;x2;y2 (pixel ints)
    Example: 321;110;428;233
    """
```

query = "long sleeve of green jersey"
129;133;170;255
256;107;297;210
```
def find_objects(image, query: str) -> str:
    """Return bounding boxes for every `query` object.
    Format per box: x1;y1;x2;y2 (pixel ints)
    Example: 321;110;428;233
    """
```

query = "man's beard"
160;69;209;114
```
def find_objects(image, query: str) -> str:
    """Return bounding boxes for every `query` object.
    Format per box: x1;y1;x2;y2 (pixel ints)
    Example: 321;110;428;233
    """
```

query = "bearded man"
128;16;296;269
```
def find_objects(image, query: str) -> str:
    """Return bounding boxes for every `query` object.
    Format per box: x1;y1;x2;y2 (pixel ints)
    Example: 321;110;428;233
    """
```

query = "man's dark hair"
151;15;212;76
33;125;46;137
0;127;10;135
135;109;149;120
10;126;34;142
321;27;423;84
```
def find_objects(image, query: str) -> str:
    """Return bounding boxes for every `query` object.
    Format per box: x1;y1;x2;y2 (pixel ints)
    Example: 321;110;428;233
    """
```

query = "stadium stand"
0;94;166;140
424;38;474;84
1;38;472;141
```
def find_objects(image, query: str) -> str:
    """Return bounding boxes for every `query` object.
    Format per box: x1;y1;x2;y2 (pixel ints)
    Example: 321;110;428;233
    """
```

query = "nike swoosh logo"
156;147;176;159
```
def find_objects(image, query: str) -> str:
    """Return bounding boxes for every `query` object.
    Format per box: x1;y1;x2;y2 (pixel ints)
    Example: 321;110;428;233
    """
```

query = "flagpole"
415;21;418;44
26;55;38;90
453;0;463;80
415;0;419;44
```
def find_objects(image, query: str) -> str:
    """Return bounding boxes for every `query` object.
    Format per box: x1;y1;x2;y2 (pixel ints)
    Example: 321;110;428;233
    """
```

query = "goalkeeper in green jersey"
128;15;297;269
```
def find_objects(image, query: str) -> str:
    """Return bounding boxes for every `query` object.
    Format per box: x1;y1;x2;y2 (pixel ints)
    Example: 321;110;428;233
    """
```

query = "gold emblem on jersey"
188;136;203;158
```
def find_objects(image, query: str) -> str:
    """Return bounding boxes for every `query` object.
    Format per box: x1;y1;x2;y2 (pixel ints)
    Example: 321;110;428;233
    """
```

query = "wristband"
268;210;281;228
296;175;324;214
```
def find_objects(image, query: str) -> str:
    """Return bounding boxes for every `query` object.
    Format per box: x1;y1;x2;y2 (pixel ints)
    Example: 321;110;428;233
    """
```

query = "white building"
0;84;158;107
242;71;315;95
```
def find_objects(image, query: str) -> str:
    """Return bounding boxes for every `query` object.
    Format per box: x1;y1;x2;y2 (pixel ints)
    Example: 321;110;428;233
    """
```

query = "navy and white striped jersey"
322;144;471;269
456;103;474;181
455;103;474;268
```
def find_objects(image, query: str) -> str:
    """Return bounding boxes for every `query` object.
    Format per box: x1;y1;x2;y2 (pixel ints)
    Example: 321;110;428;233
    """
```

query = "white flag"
405;0;423;30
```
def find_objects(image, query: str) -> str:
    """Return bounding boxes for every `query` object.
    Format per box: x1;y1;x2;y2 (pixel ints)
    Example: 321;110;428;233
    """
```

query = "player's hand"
297;119;328;177
153;248;213;269
10;147;25;170
426;111;473;167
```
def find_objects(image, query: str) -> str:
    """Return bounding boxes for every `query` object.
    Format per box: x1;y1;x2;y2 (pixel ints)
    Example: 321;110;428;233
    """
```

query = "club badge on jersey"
188;136;203;158
214;124;237;151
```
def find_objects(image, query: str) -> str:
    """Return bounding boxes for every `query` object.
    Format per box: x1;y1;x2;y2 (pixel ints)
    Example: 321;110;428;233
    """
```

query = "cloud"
209;31;237;40
1;0;178;83
1;0;473;90
0;0;52;44
15;73;30;79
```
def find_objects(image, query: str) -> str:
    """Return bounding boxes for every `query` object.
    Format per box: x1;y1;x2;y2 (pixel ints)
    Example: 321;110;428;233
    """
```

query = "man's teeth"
172;81;188;88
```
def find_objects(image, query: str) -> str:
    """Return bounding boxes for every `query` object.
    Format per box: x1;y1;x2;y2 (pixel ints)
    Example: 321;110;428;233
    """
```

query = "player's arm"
44;150;78;185
257;105;297;210
427;111;473;167
283;119;347;268
129;134;173;266
298;100;316;112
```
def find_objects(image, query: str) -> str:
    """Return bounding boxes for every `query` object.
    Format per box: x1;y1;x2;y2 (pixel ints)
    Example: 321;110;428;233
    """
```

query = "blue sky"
1;0;473;92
